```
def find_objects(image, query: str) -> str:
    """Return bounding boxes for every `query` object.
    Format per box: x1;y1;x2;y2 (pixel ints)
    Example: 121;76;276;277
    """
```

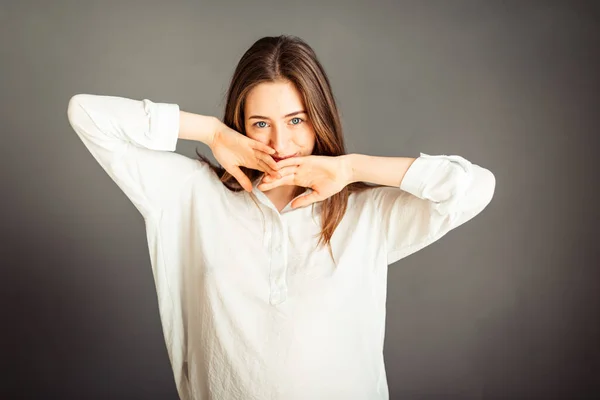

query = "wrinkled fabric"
67;94;496;400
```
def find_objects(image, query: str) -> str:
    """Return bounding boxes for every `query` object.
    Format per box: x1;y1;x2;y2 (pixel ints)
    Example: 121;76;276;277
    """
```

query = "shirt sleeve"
67;93;205;219
371;152;496;265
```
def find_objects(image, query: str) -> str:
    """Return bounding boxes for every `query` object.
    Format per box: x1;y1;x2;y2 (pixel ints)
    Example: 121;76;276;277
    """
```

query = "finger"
256;150;279;172
230;166;253;192
258;159;281;178
261;165;296;182
291;192;322;209
276;156;304;169
250;140;276;155
257;174;295;191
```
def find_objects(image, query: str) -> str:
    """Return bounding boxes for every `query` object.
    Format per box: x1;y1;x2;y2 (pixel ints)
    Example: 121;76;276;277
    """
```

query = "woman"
67;35;495;400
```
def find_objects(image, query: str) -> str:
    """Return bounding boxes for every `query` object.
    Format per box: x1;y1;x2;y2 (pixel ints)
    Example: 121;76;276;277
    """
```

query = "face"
244;80;316;162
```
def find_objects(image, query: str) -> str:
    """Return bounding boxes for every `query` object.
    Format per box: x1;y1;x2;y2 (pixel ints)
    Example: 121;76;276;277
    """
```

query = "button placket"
269;217;288;305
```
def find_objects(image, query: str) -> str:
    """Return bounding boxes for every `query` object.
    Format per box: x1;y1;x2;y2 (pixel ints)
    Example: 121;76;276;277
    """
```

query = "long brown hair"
196;35;382;259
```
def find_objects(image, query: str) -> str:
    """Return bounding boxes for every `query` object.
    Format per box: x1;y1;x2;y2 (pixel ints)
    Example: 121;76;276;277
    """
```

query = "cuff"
399;152;442;195
143;99;180;152
400;152;473;201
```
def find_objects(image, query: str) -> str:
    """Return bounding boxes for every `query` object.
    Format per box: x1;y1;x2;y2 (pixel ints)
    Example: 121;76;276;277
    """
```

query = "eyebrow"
248;110;307;120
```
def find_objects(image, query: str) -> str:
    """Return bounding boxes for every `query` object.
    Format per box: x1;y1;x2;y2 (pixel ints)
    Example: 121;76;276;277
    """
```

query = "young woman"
67;35;495;400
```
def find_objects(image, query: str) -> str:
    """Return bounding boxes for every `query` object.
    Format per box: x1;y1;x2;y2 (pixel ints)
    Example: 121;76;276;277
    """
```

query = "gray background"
2;0;599;399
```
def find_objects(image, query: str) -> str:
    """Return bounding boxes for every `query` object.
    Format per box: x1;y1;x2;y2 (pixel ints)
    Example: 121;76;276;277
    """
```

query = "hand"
209;122;281;192
257;155;353;208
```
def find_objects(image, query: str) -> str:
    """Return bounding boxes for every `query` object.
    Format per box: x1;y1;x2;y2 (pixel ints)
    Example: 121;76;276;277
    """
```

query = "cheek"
301;128;316;149
255;135;271;145
245;128;265;143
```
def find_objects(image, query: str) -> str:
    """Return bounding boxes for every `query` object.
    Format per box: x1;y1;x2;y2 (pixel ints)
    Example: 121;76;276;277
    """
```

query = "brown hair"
195;35;382;260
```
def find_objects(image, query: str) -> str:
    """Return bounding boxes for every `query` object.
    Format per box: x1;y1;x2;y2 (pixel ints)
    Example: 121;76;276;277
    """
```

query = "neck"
263;185;304;212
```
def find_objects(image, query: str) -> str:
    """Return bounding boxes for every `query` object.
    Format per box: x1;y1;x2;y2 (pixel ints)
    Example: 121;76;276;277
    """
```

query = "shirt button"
274;245;281;252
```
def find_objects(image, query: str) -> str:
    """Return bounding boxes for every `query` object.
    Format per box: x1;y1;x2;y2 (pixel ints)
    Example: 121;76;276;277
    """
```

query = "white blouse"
67;94;496;400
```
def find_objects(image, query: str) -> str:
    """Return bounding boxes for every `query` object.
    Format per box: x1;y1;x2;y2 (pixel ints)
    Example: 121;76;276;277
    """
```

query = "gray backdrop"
2;0;599;399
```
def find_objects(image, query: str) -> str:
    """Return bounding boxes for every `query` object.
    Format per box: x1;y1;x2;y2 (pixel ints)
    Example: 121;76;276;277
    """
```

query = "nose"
270;124;294;155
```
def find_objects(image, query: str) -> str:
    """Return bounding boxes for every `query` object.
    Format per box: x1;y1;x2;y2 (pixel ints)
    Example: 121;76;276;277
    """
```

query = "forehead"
245;80;305;117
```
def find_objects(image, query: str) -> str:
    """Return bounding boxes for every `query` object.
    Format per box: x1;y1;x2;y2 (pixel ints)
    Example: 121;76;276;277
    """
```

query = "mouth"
272;153;299;162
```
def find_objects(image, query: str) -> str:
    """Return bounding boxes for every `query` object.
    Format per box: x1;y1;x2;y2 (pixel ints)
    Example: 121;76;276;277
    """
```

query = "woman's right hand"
209;121;281;192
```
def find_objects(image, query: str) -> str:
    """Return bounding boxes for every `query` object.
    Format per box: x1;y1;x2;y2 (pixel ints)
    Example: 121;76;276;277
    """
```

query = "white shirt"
67;94;495;400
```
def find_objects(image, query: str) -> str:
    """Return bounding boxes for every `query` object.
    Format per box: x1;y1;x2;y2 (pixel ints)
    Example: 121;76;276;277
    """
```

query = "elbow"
444;167;496;229
480;168;496;211
67;94;82;124
67;94;92;126
441;166;496;222
468;167;496;217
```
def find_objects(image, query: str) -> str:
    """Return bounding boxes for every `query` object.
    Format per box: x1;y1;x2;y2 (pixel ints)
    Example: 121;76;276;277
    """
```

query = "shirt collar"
250;173;319;215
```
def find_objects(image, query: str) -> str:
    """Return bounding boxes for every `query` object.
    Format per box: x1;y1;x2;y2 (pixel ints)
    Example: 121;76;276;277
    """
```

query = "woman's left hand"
257;155;353;209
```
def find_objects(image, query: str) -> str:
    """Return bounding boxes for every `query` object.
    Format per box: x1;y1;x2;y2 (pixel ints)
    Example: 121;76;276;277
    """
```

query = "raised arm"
67;94;217;219
350;152;496;265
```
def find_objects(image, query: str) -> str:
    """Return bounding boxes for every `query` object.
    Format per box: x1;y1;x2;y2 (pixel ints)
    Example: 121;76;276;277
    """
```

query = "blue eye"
290;117;304;125
254;121;268;128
